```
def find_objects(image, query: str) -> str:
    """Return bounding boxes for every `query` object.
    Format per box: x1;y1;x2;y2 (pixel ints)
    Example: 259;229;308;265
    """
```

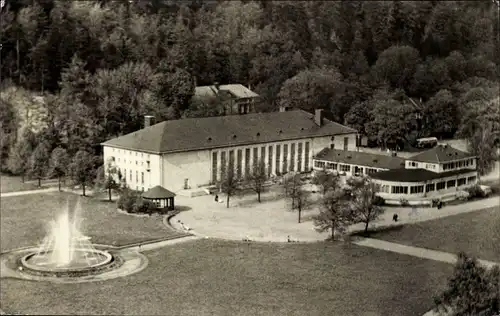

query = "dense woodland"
0;0;499;182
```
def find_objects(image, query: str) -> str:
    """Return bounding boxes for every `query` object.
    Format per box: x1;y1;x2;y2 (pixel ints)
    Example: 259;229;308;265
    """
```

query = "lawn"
0;239;453;316
369;206;500;262
0;191;183;251
0;174;59;193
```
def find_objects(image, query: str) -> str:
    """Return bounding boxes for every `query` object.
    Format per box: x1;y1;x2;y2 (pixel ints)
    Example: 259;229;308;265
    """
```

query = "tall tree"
246;159;267;203
313;188;353;240
311;169;340;196
218;163;241;208
349;179;385;234
6;128;36;182
95;158;121;202
48;146;69;192
28;141;51;187
371;45;421;91
467;122;499;180
433;252;500;316
421;89;458;139
69;149;99;197
289;181;310;224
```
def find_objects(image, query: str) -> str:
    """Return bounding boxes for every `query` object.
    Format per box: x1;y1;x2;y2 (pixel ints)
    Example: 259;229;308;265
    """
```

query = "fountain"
19;199;114;277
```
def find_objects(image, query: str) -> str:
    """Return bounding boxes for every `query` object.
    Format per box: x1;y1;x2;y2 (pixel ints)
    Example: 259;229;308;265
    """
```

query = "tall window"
129;170;132;182
343;137;349;151
261;146;266;173
304;142;310;171
425;183;435;192
290;143;295;172
136;171;138;183
446;179;456;188
276;145;281;175
410;185;424;194
221;151;227;178
436;182;446;190
297;143;303;172
253;147;258;169
141;172;144;185
457;178;466;186
268;146;273;176
283;144;288;173
245;148;251;176
229;150;235;174
237;149;242;178
212;152;218;182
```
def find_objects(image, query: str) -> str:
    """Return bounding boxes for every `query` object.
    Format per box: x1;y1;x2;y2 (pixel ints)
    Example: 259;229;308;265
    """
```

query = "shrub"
132;197;156;215
117;188;137;212
373;195;385;206
465;185;484;199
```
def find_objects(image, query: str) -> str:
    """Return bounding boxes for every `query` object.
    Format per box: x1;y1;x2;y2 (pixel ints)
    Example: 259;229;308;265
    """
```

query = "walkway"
353;237;499;269
0;187;59;198
171;192;499;242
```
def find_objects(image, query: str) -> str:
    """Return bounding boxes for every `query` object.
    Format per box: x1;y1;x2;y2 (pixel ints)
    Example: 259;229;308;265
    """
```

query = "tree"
467;122;500;180
284;173;309;223
6;128;36;182
349;179;385;234
313;188;353;240
371;45;421;91
48;147;69;191
28;141;51;187
433;252;499;316
277;67;344;114
290;181;310;224
421;89;458;138
246;159;267;203
311;169;340;196
218;163;241;208
69;150;99;197
95;158;121;202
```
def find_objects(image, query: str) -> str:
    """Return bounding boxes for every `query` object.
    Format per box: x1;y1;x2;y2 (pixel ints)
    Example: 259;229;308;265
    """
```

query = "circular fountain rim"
20;249;113;273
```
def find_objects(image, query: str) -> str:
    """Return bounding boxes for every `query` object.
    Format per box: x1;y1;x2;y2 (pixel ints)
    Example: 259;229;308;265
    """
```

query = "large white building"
312;144;478;204
102;109;358;194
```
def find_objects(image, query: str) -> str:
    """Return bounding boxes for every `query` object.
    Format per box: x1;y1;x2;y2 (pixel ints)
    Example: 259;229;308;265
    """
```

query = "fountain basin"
20;249;114;277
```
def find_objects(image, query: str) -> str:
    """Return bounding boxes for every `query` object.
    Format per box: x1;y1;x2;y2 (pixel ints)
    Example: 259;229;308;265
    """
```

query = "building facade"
102;109;358;194
312;144;478;204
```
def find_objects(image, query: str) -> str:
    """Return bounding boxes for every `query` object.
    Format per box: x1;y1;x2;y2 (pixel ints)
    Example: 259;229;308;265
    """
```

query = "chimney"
144;115;155;128
314;109;323;126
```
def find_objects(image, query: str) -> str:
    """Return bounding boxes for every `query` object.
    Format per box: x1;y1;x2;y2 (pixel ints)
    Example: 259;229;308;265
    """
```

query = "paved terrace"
172;189;500;242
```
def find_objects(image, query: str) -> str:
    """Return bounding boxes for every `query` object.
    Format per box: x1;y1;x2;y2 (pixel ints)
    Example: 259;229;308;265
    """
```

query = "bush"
132;197;155;215
373;195;385;206
117;188;137;212
465;185;484;199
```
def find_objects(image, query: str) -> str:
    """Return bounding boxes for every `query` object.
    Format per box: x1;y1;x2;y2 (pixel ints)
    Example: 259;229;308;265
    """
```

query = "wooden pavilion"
142;186;176;210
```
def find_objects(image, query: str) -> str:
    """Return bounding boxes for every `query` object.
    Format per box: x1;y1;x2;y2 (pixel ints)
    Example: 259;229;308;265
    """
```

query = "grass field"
369;206;500;262
0;174;61;193
0;239;453;316
0;192;182;251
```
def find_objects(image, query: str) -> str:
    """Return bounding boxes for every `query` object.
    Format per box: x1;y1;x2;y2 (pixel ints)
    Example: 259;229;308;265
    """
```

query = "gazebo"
142;186;176;210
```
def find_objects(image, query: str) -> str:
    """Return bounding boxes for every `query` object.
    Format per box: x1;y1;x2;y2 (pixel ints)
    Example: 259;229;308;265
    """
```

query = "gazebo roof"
142;186;176;199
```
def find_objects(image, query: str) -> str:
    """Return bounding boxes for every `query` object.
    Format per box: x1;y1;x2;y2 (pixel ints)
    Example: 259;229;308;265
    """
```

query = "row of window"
383;176;477;195
111;156;151;169
409;161;437;170
111;148;150;159
120;168;145;186
212;142;310;181
443;159;474;171
313;161;382;175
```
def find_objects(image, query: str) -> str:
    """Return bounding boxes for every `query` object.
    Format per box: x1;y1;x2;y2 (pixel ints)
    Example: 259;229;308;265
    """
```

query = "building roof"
142;186;176;199
370;168;475;183
314;148;406;170
408;144;475;163
194;84;259;99
101;110;357;154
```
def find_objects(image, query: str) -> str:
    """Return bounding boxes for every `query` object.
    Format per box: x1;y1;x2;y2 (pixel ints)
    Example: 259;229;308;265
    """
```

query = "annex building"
312;144;478;204
102;109;357;195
